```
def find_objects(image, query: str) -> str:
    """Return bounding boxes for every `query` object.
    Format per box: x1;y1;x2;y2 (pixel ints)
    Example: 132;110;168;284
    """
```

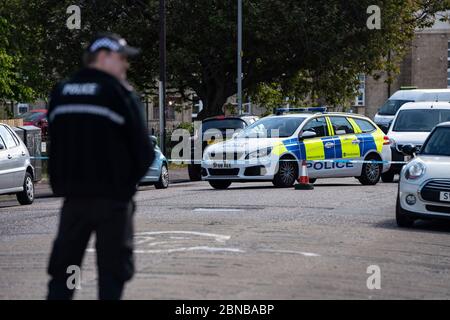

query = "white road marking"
87;231;237;254
259;249;321;257
134;246;245;254
135;231;231;243
193;208;245;212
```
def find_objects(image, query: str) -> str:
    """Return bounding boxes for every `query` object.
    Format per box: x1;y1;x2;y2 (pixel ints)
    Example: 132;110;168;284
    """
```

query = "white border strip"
49;104;125;125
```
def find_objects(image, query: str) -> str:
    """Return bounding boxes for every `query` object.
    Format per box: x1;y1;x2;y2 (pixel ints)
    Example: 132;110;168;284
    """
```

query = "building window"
354;74;365;106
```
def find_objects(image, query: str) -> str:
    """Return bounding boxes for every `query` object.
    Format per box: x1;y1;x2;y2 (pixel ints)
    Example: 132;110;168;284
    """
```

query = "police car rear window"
353;118;376;133
329;117;355;135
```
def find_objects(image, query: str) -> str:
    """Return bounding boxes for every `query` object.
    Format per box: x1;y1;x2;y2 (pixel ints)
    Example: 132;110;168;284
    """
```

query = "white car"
374;89;450;130
202;110;391;189
396;122;450;227
383;101;450;182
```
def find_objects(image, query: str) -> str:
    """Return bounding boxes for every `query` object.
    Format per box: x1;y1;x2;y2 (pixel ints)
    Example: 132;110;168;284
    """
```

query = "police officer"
46;33;154;300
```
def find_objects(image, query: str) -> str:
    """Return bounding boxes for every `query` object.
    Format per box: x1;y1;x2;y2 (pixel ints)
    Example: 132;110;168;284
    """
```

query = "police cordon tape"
30;156;408;165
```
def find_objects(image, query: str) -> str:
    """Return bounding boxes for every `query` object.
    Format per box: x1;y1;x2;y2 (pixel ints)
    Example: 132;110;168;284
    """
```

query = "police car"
201;108;392;189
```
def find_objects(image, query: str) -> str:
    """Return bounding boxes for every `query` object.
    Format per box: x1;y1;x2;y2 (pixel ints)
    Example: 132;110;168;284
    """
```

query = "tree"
167;0;450;119
12;0;160;98
0;16;35;106
3;0;449;119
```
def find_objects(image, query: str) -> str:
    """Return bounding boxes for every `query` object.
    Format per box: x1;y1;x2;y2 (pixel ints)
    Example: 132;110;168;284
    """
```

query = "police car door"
328;116;362;177
299;116;333;178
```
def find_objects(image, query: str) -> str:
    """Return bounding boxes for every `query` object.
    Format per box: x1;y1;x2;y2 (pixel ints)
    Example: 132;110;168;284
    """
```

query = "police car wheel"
273;160;297;188
396;194;415;228
309;178;317;184
209;180;232;190
16;172;34;205
358;156;382;185
155;165;169;189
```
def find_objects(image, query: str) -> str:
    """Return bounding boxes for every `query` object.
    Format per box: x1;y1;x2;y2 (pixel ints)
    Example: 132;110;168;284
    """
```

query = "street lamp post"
159;0;167;155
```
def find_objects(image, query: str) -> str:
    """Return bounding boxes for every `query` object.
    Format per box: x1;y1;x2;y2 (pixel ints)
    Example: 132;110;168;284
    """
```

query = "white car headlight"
246;147;272;160
405;162;426;180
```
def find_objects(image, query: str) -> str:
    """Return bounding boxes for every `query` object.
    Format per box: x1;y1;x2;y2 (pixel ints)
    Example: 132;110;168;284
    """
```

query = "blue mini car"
140;135;169;188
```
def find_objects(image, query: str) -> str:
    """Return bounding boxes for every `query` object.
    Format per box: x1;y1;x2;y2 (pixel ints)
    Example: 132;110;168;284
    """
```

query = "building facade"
363;17;450;119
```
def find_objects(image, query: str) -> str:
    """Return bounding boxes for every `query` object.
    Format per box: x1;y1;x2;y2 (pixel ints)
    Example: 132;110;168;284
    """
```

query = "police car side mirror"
299;130;317;140
0;142;4;150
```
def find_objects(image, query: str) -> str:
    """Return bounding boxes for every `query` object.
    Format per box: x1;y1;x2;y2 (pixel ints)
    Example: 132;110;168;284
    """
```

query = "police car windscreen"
378;100;414;115
422;127;450;156
236;117;306;138
202;119;246;133
393;109;450;132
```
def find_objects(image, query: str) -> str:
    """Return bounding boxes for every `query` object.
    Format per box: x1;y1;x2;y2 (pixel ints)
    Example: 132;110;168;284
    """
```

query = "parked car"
374;89;450;133
0;123;35;204
140;135;169;189
19;109;48;138
383;101;450;182
202;109;391;189
396;121;450;227
188;115;259;181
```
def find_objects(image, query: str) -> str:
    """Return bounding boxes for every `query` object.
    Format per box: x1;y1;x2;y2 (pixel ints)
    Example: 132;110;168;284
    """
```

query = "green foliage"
0;16;36;103
176;122;194;134
1;0;449;118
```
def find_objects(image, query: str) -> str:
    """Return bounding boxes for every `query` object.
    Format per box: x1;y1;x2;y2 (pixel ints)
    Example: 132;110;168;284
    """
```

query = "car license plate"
213;162;231;169
440;192;450;202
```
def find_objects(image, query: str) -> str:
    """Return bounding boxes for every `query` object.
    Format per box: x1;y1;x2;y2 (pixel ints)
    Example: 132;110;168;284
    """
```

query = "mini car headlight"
405;162;426;180
246;147;272;160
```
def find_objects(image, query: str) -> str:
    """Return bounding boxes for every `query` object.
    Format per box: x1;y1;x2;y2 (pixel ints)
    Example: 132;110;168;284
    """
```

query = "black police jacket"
48;68;155;201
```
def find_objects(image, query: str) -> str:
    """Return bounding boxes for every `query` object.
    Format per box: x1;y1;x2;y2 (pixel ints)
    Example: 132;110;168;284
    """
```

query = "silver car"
0;124;35;204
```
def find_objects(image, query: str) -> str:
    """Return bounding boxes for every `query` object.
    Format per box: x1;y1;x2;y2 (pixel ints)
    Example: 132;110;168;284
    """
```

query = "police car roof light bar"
273;107;327;115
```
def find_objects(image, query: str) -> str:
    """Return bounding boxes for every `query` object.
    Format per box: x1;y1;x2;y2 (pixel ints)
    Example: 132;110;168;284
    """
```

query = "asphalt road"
1;177;450;300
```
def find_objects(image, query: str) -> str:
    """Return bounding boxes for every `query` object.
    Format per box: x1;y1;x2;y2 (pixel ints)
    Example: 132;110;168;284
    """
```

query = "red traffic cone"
295;160;314;190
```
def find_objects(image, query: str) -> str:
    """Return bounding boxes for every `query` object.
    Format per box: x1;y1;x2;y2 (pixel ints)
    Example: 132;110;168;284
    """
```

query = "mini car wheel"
188;164;202;181
155;164;169;189
16;172;34;205
209;180;232;189
396;194;415;228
